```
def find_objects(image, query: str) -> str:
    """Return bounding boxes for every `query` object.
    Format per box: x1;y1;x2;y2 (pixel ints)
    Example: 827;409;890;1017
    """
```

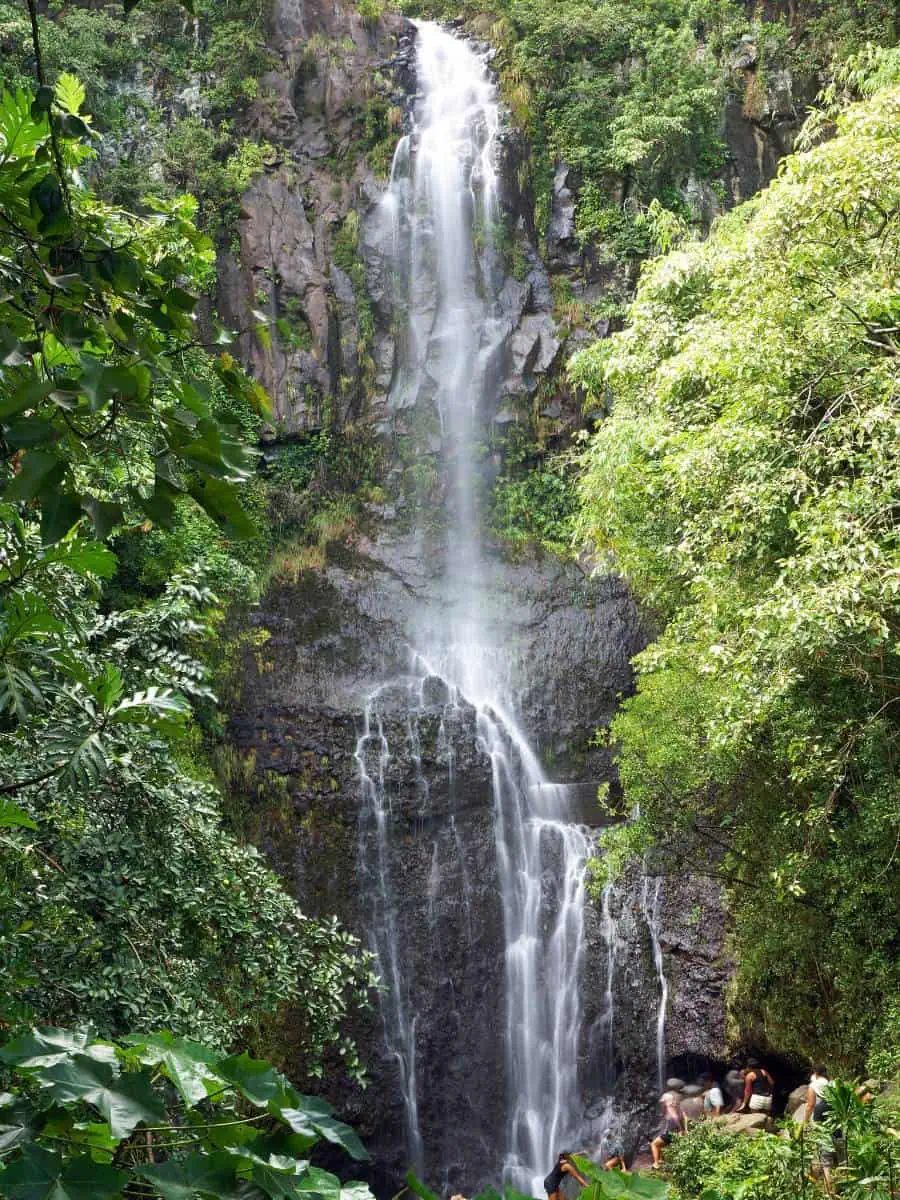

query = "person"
802;1067;837;1196
651;1082;687;1169
543;1152;587;1200
739;1059;774;1113
803;1066;831;1125
700;1074;725;1118
599;1127;629;1174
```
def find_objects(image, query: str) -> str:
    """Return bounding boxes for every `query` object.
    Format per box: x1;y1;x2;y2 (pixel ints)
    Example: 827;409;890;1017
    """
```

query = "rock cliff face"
228;532;648;1189
214;4;777;1191
226;527;733;1187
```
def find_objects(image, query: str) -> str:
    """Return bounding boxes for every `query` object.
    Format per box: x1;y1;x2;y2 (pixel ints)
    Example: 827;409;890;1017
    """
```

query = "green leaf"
62;731;107;788
31;1056;165;1138
137;1152;241;1200
5;451;65;501
1;1144;126;1200
0;88;48;159
294;1167;342;1200
289;1109;367;1161
218;1053;287;1107
123;1032;221;1106
29;174;67;236
4;415;59;449
54;75;86;117
0;1099;39;1154
41;492;82;545
0;801;37;830
188;477;256;540
0;1028;98;1069
108;686;189;725
44;538;117;579
405;1172;439;1200
79;498;123;540
0;379;56;419
30;86;54;120
341;1183;376;1200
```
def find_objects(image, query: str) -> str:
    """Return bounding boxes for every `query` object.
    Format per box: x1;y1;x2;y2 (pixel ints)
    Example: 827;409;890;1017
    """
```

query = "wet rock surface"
227;527;731;1190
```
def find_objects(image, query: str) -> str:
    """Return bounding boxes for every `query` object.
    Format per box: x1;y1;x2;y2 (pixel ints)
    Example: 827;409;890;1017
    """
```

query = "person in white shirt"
803;1067;836;1197
700;1074;725;1117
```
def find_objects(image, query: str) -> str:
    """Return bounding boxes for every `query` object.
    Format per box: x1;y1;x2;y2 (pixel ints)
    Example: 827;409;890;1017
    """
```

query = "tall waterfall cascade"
354;21;665;1196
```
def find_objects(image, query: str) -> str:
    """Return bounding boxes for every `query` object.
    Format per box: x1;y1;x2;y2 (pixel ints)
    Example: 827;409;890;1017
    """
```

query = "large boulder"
715;1112;776;1135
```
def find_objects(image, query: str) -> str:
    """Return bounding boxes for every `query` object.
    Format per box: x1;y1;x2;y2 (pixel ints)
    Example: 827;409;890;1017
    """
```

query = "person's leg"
651;1138;663;1167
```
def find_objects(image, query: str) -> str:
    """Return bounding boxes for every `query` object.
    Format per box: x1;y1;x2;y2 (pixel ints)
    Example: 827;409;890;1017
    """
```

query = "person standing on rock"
543;1151;587;1200
651;1081;687;1169
739;1059;775;1114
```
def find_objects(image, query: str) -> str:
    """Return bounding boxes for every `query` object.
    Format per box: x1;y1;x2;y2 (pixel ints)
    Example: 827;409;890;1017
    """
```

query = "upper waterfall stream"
355;22;596;1194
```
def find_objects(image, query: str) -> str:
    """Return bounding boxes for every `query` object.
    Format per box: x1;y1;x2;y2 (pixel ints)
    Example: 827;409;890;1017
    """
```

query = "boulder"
786;1084;808;1115
716;1112;775;1135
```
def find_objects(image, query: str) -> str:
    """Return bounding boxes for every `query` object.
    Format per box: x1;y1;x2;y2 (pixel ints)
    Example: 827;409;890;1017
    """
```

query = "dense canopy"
574;64;900;1073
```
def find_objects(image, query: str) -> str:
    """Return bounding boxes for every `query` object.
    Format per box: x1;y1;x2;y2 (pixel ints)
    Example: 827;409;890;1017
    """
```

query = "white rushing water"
641;875;669;1093
357;21;594;1194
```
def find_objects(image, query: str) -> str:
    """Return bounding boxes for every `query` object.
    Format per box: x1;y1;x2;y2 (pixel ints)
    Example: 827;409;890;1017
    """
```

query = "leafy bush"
574;72;900;1067
666;1125;799;1200
0;1027;371;1200
0;76;372;1065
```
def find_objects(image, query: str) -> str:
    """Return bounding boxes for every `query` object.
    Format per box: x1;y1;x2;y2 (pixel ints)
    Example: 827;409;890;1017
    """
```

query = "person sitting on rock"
651;1081;687;1169
700;1073;725;1118
543;1151;587;1200
739;1059;774;1113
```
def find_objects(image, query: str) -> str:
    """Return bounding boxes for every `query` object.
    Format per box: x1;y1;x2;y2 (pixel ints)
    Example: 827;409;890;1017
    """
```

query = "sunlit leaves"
575;79;900;1069
0;82;268;544
0;1029;368;1200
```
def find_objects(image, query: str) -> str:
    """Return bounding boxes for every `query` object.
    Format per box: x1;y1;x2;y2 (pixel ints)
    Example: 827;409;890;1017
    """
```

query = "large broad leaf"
188;477;256;540
222;1137;309;1199
0;1028;102;1069
43;539;117;579
594;1173;670;1200
571;1158;606;1185
123;1031;222;1106
293;1167;342;1200
41;492;82;545
217;1059;366;1161
31;1056;165;1138
0;1098;39;1154
217;1054;288;1107
0;1144;126;1200
285;1106;366;1162
5;450;65;501
108;686;189;725
340;1183;376;1200
0;89;48;161
136;1152;243;1200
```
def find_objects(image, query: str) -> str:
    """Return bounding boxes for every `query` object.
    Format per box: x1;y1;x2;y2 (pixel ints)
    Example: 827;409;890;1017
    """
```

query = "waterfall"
640;876;669;1093
357;21;594;1194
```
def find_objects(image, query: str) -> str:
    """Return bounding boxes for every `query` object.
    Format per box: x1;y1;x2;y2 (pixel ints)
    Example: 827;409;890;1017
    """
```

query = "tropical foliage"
574;59;900;1072
0;42;372;1066
666;1083;900;1200
0;1026;371;1200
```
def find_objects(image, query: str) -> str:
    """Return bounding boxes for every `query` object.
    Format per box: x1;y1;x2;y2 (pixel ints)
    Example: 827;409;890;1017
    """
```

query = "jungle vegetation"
575;50;900;1077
